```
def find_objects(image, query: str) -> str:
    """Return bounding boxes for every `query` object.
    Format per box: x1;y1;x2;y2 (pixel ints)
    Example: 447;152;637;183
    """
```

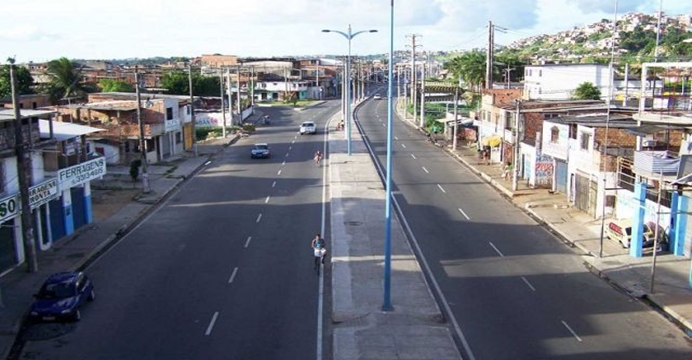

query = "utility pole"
134;69;151;194
419;63;426;128
188;63;198;156
512;99;521;191
486;21;494;89
504;65;515;89
407;34;421;125
219;71;227;138
9;61;38;273
623;62;629;106
452;86;459;150
236;65;242;123
226;69;232;127
316;60;320;99
250;65;255;108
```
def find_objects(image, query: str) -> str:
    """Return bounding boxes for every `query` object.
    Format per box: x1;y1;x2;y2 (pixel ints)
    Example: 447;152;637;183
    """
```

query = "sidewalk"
396;107;692;336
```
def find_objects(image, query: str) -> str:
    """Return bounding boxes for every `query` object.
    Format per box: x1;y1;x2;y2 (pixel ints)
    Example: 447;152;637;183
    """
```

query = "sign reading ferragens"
0;158;106;223
58;157;106;189
0;178;60;222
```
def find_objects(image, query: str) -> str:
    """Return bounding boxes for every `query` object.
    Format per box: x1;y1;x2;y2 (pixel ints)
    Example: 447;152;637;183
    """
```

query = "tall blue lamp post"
383;0;395;312
322;25;377;155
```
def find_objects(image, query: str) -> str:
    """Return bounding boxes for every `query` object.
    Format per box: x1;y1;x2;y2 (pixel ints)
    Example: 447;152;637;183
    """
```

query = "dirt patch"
91;189;140;221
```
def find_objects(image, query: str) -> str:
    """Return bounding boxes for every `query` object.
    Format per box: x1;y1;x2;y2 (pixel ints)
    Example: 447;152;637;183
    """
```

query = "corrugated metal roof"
0;108;57;122
39;120;104;141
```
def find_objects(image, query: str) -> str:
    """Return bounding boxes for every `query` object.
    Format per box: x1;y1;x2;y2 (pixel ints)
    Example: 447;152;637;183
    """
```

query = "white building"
524;64;612;101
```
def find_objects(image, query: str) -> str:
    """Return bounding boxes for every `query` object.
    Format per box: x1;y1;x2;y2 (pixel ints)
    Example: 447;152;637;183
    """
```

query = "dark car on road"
250;143;271;159
29;271;95;322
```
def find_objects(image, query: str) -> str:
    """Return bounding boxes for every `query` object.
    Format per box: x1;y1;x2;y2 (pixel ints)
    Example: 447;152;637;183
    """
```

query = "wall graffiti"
535;155;553;186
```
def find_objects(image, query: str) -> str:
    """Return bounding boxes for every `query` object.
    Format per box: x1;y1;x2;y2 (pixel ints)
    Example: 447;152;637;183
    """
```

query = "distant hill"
500;12;692;63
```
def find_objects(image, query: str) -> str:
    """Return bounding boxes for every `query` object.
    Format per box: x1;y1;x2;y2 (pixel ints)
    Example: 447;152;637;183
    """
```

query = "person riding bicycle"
312;234;326;264
314;151;323;165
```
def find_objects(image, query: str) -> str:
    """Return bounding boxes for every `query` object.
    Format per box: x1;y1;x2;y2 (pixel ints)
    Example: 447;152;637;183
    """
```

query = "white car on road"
299;121;316;135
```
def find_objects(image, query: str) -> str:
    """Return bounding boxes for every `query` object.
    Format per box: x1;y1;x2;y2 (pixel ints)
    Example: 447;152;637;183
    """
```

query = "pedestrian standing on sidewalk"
503;162;512;181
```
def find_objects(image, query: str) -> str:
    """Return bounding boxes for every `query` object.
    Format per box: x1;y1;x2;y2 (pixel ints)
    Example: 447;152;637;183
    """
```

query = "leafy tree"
99;78;133;92
0;65;34;98
160;70;220;96
43;57;87;103
573;82;601;100
444;49;486;91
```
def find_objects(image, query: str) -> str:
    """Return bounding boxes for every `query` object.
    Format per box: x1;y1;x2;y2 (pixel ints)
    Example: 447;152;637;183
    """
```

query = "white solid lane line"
244;236;252;248
437;184;446;193
265;196;270;203
256;213;262;223
422;167;429;174
411;154;417;159
205;312;219;336
228;267;238;283
489;242;504;257
561;320;582;342
521;276;536;291
458;208;470;220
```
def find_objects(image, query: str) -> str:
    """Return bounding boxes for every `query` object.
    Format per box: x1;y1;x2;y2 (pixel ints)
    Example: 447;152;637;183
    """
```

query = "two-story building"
54;93;190;164
0;109;104;274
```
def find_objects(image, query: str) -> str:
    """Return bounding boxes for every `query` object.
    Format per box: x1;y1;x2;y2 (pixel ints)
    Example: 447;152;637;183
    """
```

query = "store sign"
58;157;106;189
0;194;20;223
29;178;59;209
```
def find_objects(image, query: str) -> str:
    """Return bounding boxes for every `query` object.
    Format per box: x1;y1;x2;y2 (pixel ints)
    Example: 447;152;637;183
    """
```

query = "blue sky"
1;0;690;63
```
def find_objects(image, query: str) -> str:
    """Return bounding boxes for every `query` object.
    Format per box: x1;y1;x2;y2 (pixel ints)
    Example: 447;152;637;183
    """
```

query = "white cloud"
0;0;690;61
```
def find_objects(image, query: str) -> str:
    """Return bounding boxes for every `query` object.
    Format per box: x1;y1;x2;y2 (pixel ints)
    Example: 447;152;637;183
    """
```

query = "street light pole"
322;25;377;155
383;0;394;312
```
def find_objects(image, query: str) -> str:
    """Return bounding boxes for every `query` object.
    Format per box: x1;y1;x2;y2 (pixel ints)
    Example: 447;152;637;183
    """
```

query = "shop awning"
482;135;502;147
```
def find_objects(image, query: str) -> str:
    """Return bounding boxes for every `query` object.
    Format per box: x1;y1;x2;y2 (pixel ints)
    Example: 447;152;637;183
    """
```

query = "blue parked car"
29;271;95;322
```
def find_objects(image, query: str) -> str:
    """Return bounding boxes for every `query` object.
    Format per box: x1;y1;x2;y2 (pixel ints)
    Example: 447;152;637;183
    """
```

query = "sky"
1;0;691;63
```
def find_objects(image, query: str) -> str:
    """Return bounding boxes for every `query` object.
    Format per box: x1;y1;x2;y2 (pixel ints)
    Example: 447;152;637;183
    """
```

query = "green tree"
0;65;34;98
99;78;133;92
444;49;486;91
160;70;220;96
573;82;601;100
43;57;87;103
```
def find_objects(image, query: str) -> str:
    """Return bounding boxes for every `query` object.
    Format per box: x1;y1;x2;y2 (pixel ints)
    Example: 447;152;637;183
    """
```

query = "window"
32;102;37;109
569;124;578;139
551;126;559;143
539;70;542;77
580;132;591;150
166;107;173;120
186;106;190;115
175;132;182;144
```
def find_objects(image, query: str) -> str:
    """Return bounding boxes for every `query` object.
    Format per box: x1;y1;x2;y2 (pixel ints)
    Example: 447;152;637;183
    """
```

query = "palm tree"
44;57;86;103
444;50;487;92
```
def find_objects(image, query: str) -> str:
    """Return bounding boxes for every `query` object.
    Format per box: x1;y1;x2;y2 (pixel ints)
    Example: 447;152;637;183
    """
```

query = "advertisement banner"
57;157;106;190
29;178;59;209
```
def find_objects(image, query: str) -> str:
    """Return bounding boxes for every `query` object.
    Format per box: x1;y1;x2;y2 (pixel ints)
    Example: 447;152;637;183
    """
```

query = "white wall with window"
523;64;611;101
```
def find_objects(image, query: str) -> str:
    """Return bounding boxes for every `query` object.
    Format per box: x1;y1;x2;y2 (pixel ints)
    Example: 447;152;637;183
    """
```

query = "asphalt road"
19;102;340;360
356;93;692;360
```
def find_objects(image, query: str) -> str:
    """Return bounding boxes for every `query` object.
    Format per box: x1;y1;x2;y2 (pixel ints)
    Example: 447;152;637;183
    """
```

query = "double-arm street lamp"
322;25;377;155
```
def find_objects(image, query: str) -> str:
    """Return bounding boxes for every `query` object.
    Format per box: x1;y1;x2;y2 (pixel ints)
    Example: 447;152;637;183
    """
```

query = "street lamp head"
369;30;378;33
322;29;331;33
